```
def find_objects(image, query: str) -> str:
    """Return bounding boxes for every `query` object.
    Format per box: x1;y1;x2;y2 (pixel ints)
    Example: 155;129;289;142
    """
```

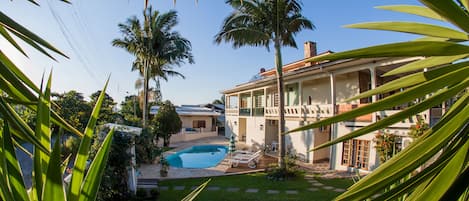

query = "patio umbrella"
228;134;236;158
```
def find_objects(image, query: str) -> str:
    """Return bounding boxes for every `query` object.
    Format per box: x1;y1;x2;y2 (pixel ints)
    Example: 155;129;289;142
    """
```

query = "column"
329;72;337;170
299;81;303;118
250;91;253;116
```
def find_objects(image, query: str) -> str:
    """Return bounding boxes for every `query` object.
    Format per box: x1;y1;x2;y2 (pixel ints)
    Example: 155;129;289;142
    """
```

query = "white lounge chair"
230;150;262;168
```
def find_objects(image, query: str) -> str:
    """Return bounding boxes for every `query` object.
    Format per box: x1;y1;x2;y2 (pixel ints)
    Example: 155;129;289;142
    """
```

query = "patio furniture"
230;150;262;168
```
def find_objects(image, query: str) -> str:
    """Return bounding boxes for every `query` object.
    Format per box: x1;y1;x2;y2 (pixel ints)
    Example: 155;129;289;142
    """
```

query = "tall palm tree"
113;7;194;127
215;0;314;168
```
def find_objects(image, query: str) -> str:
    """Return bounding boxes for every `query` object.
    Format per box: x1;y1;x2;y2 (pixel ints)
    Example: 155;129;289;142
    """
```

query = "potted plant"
160;158;169;177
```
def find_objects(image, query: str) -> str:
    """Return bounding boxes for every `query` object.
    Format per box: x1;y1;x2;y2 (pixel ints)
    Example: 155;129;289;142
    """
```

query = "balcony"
225;108;239;116
239;108;251;116
265;104;335;119
252;107;264;116
375;110;430;128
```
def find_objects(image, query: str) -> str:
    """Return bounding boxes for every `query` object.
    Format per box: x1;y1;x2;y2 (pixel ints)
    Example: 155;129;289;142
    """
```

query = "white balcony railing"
265;104;335;119
225;108;239;116
376;110;430;128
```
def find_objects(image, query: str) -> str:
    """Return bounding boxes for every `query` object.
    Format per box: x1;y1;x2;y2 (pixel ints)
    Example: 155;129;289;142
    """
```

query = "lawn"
157;173;353;201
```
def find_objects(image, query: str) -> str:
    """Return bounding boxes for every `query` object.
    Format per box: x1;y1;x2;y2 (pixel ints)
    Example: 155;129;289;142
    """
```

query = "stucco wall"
225;116;238;138
334;123;378;172
245;117;266;150
284;121;315;162
170;132;218;143
265;120;278;146
302;72;360;105
180;116;214;132
313;127;330;162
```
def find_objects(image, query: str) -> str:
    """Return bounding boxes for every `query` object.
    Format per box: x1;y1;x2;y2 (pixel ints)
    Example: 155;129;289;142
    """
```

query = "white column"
299;81;303;118
329;72;337;170
250;91;253;116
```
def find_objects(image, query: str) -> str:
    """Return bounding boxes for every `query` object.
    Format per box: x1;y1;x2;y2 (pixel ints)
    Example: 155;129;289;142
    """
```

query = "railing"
302;104;335;118
225;108;239;116
376;110;430;128
252;107;264;116
284;106;301;118
239;108;251;116
265;104;334;119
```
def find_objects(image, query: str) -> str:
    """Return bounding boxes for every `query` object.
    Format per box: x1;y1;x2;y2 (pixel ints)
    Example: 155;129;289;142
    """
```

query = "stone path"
303;174;346;193
157;173;347;195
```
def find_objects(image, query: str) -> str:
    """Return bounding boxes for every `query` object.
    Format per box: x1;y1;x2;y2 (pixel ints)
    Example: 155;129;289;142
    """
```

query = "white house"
150;105;221;142
222;41;443;172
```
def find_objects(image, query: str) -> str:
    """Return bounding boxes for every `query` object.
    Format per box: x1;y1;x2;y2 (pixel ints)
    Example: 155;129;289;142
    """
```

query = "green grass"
157;173;353;201
315;177;354;189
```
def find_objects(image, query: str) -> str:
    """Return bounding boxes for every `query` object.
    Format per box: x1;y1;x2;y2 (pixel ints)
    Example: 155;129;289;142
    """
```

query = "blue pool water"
166;145;228;168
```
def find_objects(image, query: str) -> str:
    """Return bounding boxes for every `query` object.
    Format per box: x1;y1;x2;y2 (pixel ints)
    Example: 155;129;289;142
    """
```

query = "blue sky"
1;0;435;106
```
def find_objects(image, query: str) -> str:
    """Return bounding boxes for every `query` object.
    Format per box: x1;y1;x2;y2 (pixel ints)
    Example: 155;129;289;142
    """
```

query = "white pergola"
104;123;142;194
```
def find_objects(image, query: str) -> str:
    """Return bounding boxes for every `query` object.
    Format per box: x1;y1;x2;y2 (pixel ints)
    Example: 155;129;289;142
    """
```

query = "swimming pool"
165;145;228;168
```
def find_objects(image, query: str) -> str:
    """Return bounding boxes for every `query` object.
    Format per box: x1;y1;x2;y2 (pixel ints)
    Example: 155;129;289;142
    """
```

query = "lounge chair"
230;150;262;168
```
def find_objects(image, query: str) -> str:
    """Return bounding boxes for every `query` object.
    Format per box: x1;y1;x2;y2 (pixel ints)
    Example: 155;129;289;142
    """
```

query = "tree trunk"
163;136;170;147
142;60;149;128
274;39;286;169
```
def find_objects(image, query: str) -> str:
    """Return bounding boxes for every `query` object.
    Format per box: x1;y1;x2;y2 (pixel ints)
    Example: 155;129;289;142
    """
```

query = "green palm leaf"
312;77;468;151
0;98;49;154
419;0;469;33
32;73;52;201
347;61;469;101
42;132;66;201
290;2;469;200
68;78;109;201
376;5;444;21
345;22;468;40
384;54;468;76
0;26;27;56
78;129;114;201
307;41;469;62
336;94;469;200
1;123;29;201
0;11;68;60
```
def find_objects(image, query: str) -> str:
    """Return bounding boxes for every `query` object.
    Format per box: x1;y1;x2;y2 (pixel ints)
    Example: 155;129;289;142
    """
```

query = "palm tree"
215;0;314;168
287;1;469;200
113;7;194;127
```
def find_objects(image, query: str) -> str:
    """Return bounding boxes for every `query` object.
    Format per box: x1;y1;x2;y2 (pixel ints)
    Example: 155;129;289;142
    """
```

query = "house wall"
245;117;266;151
180;116;213;132
284;121;314;162
302;72;360;105
225;116;239;138
170;132;218;143
333;124;379;172
265;120;278;146
302;77;331;104
336;72;360;103
313;127;330;163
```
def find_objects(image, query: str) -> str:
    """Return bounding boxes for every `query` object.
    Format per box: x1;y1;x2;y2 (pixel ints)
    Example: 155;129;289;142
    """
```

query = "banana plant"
286;1;468;200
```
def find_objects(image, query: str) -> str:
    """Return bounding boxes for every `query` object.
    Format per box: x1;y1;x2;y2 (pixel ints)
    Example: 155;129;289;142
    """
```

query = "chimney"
304;41;317;58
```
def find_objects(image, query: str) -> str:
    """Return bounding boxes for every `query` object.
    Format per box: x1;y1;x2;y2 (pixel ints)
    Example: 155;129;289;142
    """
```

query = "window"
342;139;370;170
193;120;206;128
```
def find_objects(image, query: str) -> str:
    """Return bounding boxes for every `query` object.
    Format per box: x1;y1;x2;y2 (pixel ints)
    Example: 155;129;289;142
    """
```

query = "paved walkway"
157;174;346;194
304;174;346;193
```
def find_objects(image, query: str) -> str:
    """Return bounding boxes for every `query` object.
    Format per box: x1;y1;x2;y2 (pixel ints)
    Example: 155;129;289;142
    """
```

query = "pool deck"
137;136;277;180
